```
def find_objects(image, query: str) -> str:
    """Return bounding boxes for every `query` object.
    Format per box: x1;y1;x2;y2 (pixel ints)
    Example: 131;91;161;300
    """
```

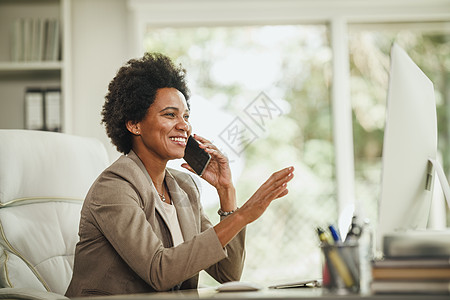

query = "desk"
73;287;450;300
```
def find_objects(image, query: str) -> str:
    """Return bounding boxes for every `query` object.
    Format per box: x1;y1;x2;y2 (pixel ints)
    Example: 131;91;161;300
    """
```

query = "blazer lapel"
165;170;197;242
127;151;171;233
127;151;197;243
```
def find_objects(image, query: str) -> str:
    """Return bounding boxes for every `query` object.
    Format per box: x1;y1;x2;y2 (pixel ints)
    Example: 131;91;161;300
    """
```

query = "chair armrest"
0;288;68;300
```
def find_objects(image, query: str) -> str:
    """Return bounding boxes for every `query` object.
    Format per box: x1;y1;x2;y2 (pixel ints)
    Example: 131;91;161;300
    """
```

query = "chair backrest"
0;130;110;295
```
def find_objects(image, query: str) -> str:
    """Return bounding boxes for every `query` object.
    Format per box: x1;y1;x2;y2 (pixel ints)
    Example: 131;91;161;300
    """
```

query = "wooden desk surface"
72;286;450;300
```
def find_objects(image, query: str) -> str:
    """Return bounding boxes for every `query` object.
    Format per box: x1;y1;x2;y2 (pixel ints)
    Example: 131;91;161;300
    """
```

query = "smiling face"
127;87;191;163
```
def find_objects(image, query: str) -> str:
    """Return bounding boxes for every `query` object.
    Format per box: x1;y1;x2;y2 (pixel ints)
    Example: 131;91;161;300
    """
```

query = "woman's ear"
126;120;141;135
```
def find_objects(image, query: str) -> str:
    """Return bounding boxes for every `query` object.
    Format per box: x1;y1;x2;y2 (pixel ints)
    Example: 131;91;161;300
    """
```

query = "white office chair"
0;130;110;299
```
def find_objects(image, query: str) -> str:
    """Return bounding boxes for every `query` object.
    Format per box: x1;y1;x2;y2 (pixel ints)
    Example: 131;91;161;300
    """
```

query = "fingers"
264;166;294;199
269;180;290;199
193;134;211;148
181;163;195;174
193;134;210;144
239;167;294;225
206;149;229;165
269;166;294;188
273;166;295;179
277;189;289;198
194;134;219;151
194;134;228;162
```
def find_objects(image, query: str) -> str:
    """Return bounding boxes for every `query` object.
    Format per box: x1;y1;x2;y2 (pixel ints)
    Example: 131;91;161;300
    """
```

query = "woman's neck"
147;165;166;192
132;148;167;191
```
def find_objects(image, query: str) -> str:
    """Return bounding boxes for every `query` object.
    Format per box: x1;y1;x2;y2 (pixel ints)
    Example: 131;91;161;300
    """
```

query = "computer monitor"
376;43;438;252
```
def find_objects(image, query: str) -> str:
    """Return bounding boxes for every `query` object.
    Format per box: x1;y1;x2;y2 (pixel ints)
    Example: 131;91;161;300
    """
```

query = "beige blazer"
65;151;246;297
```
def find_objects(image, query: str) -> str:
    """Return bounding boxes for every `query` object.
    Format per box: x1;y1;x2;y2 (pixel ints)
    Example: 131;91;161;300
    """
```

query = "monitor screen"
376;44;437;252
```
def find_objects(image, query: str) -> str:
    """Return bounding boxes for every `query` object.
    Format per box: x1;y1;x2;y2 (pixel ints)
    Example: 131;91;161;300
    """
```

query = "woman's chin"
168;152;185;161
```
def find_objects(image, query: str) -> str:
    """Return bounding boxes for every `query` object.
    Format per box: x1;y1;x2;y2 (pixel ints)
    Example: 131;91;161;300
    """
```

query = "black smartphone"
183;135;211;176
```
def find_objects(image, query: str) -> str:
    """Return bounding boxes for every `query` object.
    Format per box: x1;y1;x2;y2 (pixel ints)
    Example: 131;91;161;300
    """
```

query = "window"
144;25;333;285
349;22;450;227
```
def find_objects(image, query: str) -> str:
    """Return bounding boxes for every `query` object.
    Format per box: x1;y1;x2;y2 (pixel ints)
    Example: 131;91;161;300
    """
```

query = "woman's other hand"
238;166;294;224
214;166;294;247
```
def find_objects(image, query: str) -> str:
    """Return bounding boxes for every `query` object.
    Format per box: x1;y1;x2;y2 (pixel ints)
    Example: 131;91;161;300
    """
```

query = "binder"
44;88;61;132
25;88;44;130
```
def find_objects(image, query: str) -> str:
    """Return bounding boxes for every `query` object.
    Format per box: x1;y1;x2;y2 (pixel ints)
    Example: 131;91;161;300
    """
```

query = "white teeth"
170;137;186;142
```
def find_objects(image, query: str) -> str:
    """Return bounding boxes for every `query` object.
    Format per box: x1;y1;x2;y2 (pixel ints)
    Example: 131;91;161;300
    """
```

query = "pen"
317;227;330;244
317;227;355;288
328;225;341;243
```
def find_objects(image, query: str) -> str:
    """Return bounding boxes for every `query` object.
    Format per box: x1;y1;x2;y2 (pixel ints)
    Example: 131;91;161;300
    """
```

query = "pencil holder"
320;242;360;295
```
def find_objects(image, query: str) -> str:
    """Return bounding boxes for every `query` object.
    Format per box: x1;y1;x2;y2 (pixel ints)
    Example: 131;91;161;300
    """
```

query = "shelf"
0;0;70;132
0;61;62;71
0;61;62;78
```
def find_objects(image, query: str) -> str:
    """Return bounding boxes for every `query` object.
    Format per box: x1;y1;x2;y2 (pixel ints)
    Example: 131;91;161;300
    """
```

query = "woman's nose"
177;118;190;131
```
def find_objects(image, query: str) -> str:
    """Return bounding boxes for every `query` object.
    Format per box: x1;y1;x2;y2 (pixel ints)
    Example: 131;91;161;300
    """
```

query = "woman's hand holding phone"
182;134;233;189
181;134;237;212
182;135;211;176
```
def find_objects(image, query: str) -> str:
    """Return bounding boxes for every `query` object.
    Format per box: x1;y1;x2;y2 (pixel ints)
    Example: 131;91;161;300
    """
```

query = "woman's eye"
184;115;190;120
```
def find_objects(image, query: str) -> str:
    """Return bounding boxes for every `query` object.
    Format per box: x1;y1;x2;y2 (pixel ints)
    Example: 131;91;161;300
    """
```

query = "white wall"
70;0;129;161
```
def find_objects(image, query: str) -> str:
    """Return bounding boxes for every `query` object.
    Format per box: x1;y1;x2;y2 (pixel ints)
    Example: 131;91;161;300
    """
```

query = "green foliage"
349;27;450;225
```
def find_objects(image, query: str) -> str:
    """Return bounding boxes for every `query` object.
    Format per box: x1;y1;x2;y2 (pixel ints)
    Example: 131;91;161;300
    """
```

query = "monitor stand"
429;158;450;210
382;158;450;258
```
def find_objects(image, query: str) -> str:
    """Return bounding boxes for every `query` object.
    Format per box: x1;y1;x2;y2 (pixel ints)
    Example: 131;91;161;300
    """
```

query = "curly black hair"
102;53;190;154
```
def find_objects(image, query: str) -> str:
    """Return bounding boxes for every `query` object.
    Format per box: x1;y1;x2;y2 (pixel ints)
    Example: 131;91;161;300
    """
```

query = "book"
10;18;23;62
51;19;60;61
44;19;60;61
371;280;450;295
372;256;450;294
383;230;450;258
372;267;450;280
373;257;450;268
31;18;45;62
43;19;52;61
37;18;46;61
23;18;32;61
10;17;59;62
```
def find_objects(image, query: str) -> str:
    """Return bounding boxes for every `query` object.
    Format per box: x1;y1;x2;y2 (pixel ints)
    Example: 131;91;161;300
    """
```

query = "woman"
65;53;294;297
